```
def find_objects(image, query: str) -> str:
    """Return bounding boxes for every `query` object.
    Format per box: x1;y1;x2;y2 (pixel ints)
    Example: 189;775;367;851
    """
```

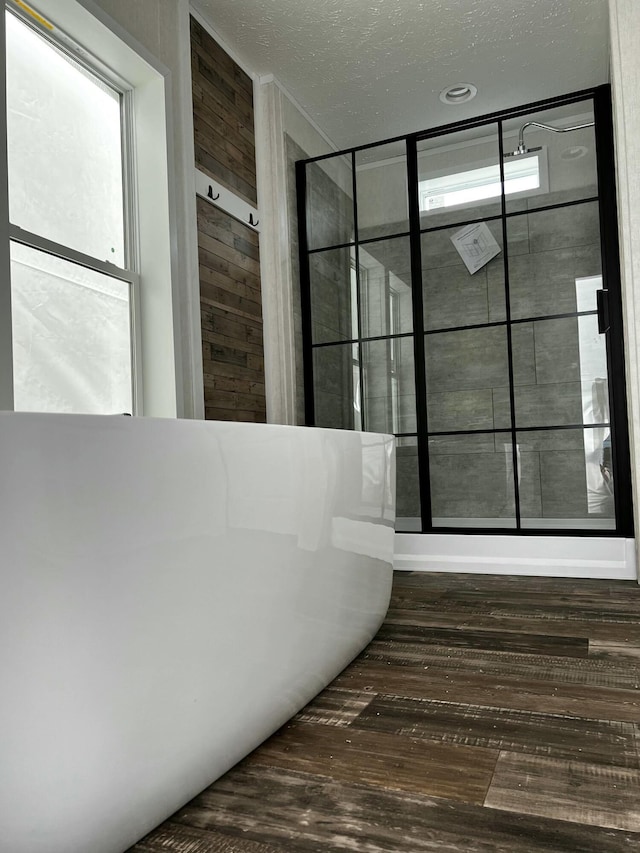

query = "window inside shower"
297;87;632;536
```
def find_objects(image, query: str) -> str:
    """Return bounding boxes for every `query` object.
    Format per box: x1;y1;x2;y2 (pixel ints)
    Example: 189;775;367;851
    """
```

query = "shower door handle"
596;288;610;334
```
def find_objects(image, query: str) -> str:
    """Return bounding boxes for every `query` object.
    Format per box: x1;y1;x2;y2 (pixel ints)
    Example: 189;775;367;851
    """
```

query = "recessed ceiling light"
560;145;588;161
439;83;477;105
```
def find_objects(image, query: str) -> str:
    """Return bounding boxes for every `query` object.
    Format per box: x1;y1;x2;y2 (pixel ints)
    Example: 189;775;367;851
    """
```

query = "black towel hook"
248;213;259;227
207;185;220;201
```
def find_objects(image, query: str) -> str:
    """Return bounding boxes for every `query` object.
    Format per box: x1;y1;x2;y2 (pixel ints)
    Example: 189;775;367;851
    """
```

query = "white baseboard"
394;534;637;580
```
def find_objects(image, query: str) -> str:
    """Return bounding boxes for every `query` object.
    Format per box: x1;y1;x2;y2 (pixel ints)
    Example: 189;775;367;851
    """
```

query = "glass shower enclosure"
296;86;632;536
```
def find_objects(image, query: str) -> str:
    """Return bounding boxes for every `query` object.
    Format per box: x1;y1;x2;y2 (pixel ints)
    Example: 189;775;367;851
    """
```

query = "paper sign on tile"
450;221;501;275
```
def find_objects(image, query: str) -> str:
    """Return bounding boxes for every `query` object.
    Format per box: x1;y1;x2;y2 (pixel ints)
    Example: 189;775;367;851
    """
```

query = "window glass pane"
309;247;355;344
425;326;510;432
305;154;354;251
362;338;416;434
396;436;421;532
517;428;615;530
422;222;505;331
356;141;409;241
417;124;501;230
6;11;125;264
502;99;597;214
11;242;132;414
359;237;413;337
506;205;602;320
429;433;516;527
508;317;608;428
313;343;359;430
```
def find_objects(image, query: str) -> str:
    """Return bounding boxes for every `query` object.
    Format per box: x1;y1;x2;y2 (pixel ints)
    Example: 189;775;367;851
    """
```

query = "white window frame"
7;5;141;413
418;147;550;216
0;0;178;416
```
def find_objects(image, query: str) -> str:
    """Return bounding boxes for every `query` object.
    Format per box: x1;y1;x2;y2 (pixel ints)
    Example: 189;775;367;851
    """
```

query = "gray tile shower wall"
284;134;306;425
396;441;420;519
286;137;355;428
422;200;603;520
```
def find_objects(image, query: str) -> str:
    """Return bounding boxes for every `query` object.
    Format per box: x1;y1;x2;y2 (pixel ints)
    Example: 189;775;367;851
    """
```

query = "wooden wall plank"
192;15;265;423
197;195;265;423
191;16;257;206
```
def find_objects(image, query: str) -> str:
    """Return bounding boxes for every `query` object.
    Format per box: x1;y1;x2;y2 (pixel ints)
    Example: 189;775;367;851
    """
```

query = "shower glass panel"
358;237;413;338
309;247;356;344
298;87;631;536
502;100;597;214
511;318;608;428
362;338;416;434
425;326;511;432
417;124;501;230
356;141;409;241
396;436;421;532
506;206;602;321
305;153;354;251
422;223;505;331
429;433;517;528
313;342;359;430
517;429;615;529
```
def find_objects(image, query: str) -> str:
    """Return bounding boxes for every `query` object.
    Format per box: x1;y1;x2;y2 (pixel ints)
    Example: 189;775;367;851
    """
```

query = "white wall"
255;76;340;424
609;0;640;580
89;0;204;419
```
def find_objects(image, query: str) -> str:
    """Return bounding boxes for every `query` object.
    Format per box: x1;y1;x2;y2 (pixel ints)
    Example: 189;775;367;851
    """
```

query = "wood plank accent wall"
191;16;266;423
198;198;266;421
191;16;257;205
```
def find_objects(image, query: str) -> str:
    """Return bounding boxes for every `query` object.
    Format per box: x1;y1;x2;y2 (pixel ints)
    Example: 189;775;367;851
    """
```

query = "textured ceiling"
193;0;610;150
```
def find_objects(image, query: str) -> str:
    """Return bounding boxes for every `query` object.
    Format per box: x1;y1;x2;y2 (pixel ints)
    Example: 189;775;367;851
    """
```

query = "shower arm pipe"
514;120;594;155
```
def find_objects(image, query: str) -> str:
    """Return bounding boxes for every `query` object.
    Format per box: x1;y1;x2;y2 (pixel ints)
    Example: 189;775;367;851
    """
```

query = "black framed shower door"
296;85;633;537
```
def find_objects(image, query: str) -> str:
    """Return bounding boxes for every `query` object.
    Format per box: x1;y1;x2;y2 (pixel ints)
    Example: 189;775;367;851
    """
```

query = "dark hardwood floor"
130;571;640;852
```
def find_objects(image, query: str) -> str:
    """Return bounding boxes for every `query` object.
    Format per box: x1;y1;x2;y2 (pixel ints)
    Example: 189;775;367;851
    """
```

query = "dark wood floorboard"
130;571;640;852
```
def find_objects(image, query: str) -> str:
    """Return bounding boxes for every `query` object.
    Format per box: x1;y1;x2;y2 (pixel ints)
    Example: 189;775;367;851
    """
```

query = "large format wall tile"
511;323;537;387
493;382;583;428
431;432;498;456
309;248;354;344
396;442;421;520
423;264;492;330
314;390;354;430
518;450;543;518
426;326;510;394
285;134;307;425
539;449;589;517
533;318;581;385
427;389;495;433
430;438;516;521
505;244;601;320
306;157;354;251
527;201;600;254
313;345;355;429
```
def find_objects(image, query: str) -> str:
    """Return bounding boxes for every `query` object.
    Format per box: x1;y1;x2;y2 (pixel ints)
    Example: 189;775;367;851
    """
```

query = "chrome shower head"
505;119;594;158
504;144;542;159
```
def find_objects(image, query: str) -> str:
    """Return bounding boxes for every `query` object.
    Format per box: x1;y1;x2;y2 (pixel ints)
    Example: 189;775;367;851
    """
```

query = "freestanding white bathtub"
0;414;395;853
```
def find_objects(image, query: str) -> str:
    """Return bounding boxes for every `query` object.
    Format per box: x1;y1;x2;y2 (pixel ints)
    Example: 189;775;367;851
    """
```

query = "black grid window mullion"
297;85;631;538
498;120;522;529
407;136;432;532
296;160;315;425
352;151;365;432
